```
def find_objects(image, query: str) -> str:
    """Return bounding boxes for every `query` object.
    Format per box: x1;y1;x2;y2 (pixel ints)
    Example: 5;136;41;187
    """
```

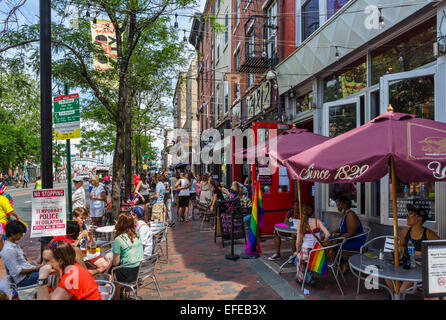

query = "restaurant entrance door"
252;122;294;235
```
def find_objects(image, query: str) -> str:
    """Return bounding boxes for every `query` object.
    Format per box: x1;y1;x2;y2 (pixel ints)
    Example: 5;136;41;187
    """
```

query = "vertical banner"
31;189;67;238
90;18;117;71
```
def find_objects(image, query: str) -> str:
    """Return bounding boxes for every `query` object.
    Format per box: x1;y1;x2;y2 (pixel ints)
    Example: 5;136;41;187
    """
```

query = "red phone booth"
251;122;294;236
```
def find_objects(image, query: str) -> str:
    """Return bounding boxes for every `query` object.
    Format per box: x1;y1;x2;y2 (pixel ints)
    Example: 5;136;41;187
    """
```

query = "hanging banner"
31;189;67;238
90;18;117;71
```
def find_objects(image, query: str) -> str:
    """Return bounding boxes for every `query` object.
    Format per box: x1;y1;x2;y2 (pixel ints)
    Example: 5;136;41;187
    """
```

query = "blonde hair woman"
89;176;106;227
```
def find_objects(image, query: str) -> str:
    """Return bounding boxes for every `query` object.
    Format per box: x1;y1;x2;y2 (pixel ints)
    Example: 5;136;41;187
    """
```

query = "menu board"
422;241;446;298
217;199;245;242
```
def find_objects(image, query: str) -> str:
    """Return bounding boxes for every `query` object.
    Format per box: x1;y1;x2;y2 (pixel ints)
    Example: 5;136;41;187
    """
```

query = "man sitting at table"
268;200;300;261
132;206;153;257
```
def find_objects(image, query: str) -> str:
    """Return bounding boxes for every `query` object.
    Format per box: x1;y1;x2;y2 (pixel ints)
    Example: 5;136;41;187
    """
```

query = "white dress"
89;185;105;218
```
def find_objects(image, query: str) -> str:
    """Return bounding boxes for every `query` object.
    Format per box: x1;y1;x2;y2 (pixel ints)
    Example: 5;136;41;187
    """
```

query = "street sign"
31;189;67;238
53;93;81;140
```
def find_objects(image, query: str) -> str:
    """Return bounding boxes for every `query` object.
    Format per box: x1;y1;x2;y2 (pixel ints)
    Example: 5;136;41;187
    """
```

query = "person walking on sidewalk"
22;174;28;188
163;170;175;227
89;176;106;227
169;172;178;207
150;174;166;222
188;172;197;220
135;171;151;222
175;172;191;222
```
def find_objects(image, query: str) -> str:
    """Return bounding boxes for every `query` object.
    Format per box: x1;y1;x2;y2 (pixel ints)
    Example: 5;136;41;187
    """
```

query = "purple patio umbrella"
285;106;446;294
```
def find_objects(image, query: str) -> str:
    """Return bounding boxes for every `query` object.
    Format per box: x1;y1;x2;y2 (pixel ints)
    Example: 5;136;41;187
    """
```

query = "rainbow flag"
307;242;327;276
245;180;264;256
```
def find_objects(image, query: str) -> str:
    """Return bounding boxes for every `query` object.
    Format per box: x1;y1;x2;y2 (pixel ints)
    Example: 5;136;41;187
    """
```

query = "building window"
324;57;367;103
235;50;241;71
225;13;229;44
247;30;255;57
265;2;277;60
371;19;436;85
235;83;240;100
248;73;254;87
302;0;319;41
327;0;349;19
224;81;229;114
206;58;208;83
296;91;313;114
216;85;221;121
235;0;240;26
217;43;220;59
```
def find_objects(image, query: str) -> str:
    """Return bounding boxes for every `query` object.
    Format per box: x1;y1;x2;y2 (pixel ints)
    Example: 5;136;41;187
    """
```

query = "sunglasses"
406;212;419;218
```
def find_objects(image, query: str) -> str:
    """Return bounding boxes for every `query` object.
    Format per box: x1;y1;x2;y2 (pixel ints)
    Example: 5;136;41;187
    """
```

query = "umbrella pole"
390;156;401;295
297;179;302;219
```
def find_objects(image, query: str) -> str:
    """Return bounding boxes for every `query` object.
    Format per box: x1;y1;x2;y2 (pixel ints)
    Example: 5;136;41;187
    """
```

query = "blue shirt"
154;182;165;204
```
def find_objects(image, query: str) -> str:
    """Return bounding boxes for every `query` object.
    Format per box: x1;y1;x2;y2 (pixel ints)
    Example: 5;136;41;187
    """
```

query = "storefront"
276;0;446;237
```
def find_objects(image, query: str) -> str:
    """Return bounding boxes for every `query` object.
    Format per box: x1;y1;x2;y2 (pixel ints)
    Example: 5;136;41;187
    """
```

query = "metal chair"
301;238;346;296
111;254;161;300
152;227;168;266
150;221;168;262
340;225;371;258
275;227;298;274
95;279;116;300
200;204;216;230
356;235;394;294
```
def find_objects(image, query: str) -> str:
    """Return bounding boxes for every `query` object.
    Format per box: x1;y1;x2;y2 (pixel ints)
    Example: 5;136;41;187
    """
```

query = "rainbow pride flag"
307;242;327;276
245;180;264;256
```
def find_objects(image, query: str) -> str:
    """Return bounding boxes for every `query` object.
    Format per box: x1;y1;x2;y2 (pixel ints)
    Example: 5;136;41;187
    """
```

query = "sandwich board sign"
54;93;81;140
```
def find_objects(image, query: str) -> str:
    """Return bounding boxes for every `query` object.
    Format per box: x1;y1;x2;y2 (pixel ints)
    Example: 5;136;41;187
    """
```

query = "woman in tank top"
294;204;330;286
135;172;150;221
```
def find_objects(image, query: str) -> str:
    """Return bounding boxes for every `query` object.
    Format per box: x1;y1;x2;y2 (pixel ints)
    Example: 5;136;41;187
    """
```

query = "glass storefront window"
388;75;435;222
327;102;359;210
327;0;349;19
278;166;290;193
296;91;313;114
324;58;367;103
231;102;241;127
371;19;436;85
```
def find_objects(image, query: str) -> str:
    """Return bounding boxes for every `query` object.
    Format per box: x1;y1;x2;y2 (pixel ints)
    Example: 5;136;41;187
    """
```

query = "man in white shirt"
72;176;86;209
133;206;153;257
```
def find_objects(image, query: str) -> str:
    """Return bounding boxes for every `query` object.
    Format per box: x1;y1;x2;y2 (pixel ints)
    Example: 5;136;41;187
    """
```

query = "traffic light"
92;151;95;158
80;151;83;158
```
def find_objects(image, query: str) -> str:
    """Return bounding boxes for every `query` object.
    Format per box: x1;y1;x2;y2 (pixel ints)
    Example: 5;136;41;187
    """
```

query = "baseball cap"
133;206;145;218
73;176;83;182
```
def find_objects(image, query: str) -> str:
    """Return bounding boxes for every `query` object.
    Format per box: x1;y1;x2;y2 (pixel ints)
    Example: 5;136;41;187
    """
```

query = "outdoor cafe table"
349;253;422;300
95;225;115;244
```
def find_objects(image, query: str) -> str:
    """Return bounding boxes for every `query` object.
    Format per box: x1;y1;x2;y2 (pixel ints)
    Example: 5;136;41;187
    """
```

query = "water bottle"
407;239;416;268
421;183;427;199
404;185;409;199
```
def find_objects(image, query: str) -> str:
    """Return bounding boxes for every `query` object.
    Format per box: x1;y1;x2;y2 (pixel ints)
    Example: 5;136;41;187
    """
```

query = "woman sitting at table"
109;212;144;299
385;204;440;294
294;204;331;286
331;195;366;272
37;240;102;300
268;200;300;261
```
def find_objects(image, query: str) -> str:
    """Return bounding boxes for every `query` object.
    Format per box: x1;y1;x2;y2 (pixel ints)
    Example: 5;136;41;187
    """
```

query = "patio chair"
302;238;346;296
151;221;168;261
200;204;216;231
95;279;116;300
111;254;161;300
356;235;394;294
340;225;371;259
276;228;297;275
152;227;168;266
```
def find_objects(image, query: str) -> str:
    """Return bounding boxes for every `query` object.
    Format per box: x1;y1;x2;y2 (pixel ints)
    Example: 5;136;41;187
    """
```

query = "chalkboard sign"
217;199;246;247
395;198;434;221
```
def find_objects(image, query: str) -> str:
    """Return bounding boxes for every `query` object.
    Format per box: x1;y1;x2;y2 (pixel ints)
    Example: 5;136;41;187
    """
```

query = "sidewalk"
0;205;425;300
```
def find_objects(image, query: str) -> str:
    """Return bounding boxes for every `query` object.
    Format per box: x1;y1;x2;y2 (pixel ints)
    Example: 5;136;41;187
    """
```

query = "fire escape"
239;0;276;74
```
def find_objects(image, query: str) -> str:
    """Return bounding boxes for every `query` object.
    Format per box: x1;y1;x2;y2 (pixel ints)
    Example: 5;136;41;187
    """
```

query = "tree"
0;0;195;219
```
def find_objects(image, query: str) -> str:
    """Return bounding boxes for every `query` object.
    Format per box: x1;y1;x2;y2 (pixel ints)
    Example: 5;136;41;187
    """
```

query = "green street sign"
53;94;81;140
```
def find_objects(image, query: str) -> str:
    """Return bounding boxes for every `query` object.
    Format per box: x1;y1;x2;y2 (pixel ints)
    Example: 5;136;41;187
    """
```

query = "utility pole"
40;0;53;189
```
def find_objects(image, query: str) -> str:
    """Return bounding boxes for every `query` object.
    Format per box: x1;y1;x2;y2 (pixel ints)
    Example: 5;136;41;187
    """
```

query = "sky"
0;0;204;166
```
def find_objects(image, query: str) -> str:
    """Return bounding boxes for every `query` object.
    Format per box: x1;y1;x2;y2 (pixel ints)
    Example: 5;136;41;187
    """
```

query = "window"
224;81;229;113
235;0;240;26
232;102;241;126
205;58;208;83
247;30;255;57
217;43;220;59
235;51;241;71
324;57;367;103
248;73;254;87
296;91;313;114
235;83;240;100
327;0;349;19
302;0;319;41
216;85;221;121
371;19;436;85
225;13;229;44
266;2;277;60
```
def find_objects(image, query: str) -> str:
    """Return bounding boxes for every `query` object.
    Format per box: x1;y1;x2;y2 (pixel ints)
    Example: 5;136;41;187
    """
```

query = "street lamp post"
40;0;53;189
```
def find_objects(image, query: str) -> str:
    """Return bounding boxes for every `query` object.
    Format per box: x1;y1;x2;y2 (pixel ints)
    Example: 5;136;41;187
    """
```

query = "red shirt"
58;264;102;300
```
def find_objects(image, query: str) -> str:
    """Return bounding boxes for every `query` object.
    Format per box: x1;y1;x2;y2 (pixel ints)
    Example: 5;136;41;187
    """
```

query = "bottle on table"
407;239;416;268
404;185;409;199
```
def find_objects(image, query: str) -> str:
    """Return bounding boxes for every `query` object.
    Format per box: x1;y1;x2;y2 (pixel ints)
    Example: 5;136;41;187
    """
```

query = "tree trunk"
124;104;133;200
111;119;125;221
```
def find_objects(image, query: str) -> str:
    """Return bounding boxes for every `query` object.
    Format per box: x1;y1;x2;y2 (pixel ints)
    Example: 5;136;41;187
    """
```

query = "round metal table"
349;253;422;300
274;222;298;274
